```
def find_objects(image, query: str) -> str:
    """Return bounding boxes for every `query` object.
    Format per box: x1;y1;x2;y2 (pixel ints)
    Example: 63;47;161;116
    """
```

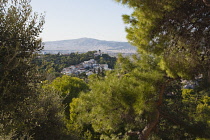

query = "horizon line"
43;37;129;43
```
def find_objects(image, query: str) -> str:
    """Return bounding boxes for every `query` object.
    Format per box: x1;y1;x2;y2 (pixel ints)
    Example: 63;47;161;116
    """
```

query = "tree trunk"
127;83;167;140
138;83;167;139
138;109;160;140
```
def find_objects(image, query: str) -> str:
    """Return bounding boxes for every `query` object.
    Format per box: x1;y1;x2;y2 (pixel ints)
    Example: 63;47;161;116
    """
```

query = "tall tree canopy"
0;0;47;138
0;1;76;139
118;0;210;139
42;75;89;118
116;0;210;80
70;0;210;139
0;0;44;110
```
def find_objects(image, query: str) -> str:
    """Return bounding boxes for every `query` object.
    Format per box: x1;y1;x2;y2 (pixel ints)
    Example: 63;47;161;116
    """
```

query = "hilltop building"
61;59;110;76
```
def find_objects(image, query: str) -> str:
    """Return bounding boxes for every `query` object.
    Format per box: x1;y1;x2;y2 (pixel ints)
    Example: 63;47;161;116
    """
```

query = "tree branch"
139;109;160;140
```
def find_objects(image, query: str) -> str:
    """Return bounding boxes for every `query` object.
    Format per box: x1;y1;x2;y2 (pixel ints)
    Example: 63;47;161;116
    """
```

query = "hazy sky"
30;0;132;42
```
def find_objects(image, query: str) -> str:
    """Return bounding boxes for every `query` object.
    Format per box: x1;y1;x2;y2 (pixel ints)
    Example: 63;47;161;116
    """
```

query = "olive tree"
0;0;45;138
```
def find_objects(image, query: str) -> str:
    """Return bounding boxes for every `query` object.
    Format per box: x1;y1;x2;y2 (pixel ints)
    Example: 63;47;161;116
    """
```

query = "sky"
30;0;133;42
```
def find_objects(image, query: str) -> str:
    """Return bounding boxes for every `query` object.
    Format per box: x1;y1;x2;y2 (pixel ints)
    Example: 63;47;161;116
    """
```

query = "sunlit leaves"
69;53;166;139
43;75;89;119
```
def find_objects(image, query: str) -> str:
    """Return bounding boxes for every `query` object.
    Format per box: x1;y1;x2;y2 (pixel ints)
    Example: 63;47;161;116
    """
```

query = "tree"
0;1;76;139
116;0;210;80
70;55;165;139
70;0;210;139
114;0;210;139
16;89;68;140
43;75;89;118
71;54;210;140
0;0;45;137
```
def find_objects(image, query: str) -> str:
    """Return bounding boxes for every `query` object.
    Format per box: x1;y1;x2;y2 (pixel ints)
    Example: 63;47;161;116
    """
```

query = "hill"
43;38;136;53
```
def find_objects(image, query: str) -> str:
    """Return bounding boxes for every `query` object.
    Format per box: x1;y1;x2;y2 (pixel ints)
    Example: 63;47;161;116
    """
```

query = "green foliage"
24;89;68;140
43;75;89;119
0;0;45;138
44;75;88;98
71;53;210;139
68;0;210;139
95;54;117;69
70;55;165;139
113;0;210;138
1;0;210;139
34;51;96;72
117;0;210;81
182;88;210;124
34;51;117;74
0;1;76;139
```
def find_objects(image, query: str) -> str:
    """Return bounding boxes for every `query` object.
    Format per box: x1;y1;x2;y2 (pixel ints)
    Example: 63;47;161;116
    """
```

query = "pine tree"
70;0;210;139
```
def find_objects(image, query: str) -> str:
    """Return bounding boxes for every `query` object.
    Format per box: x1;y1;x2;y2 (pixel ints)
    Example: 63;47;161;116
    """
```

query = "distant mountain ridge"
43;38;136;53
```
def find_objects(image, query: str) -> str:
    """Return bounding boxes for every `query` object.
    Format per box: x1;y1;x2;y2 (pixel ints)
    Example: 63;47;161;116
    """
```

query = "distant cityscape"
61;58;110;76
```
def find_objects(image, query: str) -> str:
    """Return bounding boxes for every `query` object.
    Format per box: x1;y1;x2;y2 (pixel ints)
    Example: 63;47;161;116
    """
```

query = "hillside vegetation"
1;0;210;140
